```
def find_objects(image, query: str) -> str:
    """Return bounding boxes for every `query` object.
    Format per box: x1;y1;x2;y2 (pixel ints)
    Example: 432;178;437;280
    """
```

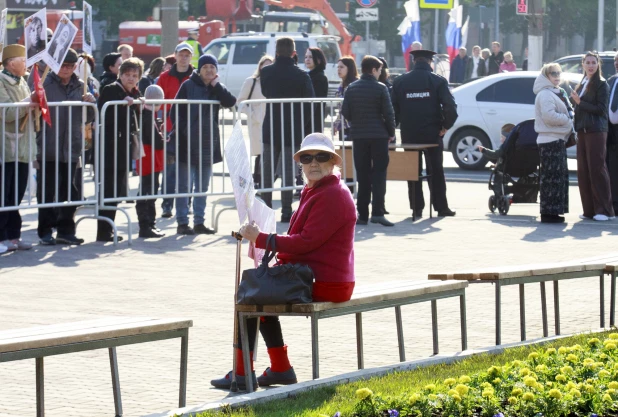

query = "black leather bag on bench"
236;234;314;305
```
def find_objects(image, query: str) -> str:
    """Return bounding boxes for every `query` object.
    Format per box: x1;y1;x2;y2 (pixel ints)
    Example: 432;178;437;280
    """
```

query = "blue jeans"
175;161;212;226
161;162;176;212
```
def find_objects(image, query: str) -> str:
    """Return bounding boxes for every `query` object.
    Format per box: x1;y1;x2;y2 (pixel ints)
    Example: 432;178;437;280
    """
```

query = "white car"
444;71;581;170
202;32;342;98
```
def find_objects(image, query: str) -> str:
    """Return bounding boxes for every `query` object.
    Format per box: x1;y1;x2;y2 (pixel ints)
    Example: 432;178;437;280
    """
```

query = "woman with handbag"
533;63;574;224
211;133;357;390
570;51;615;221
237;55;273;188
96;57;144;242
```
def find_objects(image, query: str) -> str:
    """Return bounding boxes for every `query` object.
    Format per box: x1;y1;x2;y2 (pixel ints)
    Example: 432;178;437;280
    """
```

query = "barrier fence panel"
0;101;101;235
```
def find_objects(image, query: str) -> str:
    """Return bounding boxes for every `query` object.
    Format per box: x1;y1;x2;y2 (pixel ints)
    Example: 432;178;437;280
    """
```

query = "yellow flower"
424;384;436;392
409;393;421;405
536;383;545;391
605;342;617;350
524;376;537;387
356;388;373;400
481;382;492;389
512;388;523;397
571;344;583;351
528;352;540;360
584;384;595;393
444;378;457;386
493;378;502;384
508;396;518;405
609;333;618;339
548;389;562;400
546;381;554;387
558;347;568;354
561;365;573;374
566;354;578;363
452;394;462;402
603;393;613;402
448;389;458;397
566;381;577;390
588;338;601;346
570;389;582;398
583;358;594;365
556;375;567;382
520;368;531;376
482;387;495;398
600;370;611;378
535;364;547;372
428;394;438;401
546;347;557;355
455;384;469;396
459;375;471;383
522;392;535;401
487;365;501;376
609;381;618;390
608;388;617;395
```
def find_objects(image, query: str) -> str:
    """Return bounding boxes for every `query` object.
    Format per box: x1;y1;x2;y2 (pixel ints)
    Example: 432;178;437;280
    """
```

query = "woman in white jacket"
533;63;574;223
237;55;273;187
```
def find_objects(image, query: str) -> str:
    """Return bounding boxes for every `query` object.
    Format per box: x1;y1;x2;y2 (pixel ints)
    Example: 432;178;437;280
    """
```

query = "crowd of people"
449;41;527;84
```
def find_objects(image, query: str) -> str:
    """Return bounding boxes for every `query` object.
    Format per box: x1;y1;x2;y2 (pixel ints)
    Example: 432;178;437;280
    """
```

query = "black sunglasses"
299;152;332;164
550;71;562;77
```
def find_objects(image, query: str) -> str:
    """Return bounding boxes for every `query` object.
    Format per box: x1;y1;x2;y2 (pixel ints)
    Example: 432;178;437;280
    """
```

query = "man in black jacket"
606;52;618;213
341;55;396;226
488;41;504;75
260;37;315;222
392;49;458;219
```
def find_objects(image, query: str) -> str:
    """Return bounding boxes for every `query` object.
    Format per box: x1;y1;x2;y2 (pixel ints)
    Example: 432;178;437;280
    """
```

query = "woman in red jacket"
211;133;357;390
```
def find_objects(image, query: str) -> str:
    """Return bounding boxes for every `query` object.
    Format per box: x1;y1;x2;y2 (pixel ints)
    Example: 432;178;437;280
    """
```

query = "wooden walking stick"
230;230;243;392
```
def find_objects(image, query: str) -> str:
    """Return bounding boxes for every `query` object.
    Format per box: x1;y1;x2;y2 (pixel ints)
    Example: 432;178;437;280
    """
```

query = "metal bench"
0;317;192;417
236;280;468;392
428;261;607;345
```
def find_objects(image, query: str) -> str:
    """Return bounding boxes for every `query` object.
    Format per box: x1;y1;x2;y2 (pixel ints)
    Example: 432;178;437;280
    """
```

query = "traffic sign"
419;0;454;9
356;0;378;8
516;0;528;14
356;8;379;21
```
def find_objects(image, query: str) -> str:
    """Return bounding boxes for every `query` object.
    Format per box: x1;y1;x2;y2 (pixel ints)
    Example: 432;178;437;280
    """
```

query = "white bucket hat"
293;133;342;165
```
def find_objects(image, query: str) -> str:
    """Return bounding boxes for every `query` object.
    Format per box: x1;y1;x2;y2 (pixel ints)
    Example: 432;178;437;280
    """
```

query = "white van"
202;32;343;97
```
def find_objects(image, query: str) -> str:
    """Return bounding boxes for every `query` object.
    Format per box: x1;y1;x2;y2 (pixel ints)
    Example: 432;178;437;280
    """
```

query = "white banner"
0;9;7;61
42;14;77;74
25;8;47;67
82;1;93;54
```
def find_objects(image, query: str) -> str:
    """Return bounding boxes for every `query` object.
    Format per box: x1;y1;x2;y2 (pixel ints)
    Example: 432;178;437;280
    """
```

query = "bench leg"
108;347;123;417
495;282;502;346
460;293;468;351
179;330;189;407
355;313;364;370
611;271;616;327
238;314;253;392
431;300;439;355
311;314;320;379
519;284;526;341
540;282;548;338
36;357;44;417
553;280;560;335
395;306;406;362
600;273;606;328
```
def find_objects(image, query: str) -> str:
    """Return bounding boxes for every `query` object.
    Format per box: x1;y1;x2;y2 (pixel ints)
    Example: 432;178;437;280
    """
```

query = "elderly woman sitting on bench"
210;133;357;390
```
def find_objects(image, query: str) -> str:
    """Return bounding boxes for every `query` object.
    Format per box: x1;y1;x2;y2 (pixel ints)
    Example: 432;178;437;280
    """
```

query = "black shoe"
139;228;165;238
161;209;173;218
39;234;56;246
280;214;292;223
257;367;297;387
194;224;215;235
412;210;423;220
437;208;456;217
210;370;258;391
56;234;84;245
541;214;565;224
177;224;195;235
370;216;395;227
96;235;124;242
356;218;368;225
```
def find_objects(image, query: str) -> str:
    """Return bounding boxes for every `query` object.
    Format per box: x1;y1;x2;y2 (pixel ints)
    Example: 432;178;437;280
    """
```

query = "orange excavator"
264;0;359;57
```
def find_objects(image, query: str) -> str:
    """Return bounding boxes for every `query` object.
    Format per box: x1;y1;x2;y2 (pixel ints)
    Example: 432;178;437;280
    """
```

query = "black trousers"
407;141;449;212
97;169;128;238
607;126;618;212
37;161;78;238
260;142;295;217
236;316;284;350
0;162;29;241
353;138;389;220
135;173;160;230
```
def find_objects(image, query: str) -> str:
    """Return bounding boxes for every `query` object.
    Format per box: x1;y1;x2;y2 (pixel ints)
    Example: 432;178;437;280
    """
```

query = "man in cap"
0;45;38;252
392;49;458;219
156;42;194;218
184;28;204;69
36;48;96;245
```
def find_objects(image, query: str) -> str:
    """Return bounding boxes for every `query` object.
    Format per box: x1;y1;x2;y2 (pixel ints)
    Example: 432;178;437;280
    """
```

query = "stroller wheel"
488;196;496;213
498;196;510;215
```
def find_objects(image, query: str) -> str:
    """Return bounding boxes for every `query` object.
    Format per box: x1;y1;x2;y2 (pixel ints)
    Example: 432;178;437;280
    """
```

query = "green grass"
191;331;613;417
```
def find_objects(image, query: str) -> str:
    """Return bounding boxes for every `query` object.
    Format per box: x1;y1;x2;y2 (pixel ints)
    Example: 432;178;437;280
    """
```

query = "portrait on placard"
82;1;92;54
0;9;7;61
25;8;47;67
43;14;77;74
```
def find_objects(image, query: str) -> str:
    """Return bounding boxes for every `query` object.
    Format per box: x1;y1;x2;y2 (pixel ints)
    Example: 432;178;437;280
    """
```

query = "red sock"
268;345;292;373
235;348;254;376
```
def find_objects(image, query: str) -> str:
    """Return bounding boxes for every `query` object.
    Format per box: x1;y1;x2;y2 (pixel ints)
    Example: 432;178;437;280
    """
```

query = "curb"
142;331;599;417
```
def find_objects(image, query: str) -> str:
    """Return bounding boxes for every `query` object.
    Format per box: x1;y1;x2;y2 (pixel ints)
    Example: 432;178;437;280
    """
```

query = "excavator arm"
264;0;357;56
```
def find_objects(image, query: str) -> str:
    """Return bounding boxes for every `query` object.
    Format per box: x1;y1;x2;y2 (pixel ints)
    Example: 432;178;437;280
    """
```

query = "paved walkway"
1;175;618;416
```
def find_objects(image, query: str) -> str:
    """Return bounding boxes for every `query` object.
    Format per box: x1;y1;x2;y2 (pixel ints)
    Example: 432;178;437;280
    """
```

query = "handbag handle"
261;233;277;265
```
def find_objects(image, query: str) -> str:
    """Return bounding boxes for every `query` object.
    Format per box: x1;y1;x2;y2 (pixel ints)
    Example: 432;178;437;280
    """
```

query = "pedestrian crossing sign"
420;0;454;9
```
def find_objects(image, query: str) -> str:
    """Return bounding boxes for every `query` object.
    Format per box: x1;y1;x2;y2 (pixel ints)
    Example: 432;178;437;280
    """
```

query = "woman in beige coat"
237;55;273;187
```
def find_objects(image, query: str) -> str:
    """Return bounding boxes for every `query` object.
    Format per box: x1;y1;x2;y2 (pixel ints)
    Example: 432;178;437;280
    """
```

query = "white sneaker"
10;239;32;250
593;214;609;221
1;240;18;251
0;243;7;254
579;214;591;220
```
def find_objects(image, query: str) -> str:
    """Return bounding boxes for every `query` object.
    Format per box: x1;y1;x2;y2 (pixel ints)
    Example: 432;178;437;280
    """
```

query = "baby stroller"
487;119;540;215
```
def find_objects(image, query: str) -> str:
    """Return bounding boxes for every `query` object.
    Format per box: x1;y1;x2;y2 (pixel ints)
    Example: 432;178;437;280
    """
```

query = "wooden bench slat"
430;262;606;281
0;318;192;354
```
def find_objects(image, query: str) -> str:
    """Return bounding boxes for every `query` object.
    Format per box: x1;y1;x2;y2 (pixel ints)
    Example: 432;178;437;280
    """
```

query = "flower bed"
339;334;618;417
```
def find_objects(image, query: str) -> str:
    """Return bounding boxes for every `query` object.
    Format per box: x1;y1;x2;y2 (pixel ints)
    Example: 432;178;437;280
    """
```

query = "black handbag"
554;89;578;148
236;234;314;305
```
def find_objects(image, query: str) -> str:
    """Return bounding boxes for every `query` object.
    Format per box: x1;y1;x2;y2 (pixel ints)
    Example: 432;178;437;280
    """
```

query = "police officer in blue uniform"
392;49;458;219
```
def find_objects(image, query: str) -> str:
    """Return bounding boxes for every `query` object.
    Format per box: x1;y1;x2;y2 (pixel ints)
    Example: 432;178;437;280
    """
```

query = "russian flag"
445;1;463;63
398;0;421;71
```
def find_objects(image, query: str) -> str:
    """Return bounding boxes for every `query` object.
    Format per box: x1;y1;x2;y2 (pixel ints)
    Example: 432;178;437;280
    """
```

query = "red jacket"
156;64;193;131
135;108;164;176
256;173;356;283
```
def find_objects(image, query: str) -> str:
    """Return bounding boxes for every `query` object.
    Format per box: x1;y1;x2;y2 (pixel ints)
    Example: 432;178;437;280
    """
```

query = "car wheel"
451;129;491;170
